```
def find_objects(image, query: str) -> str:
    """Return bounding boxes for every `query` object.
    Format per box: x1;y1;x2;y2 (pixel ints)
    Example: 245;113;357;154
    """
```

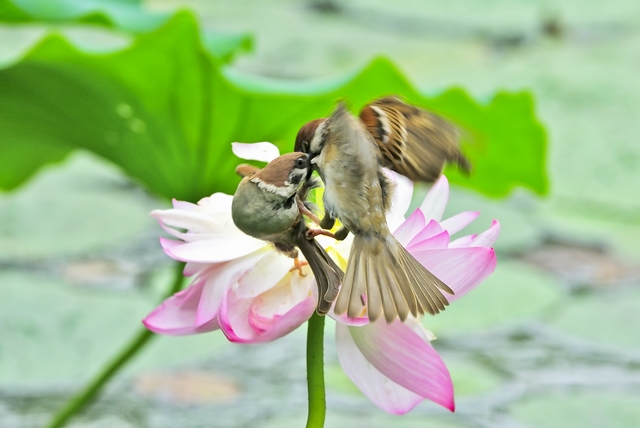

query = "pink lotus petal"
407;231;450;251
329;310;370;327
183;262;207;277
232;142;280;163
406;219;443;247
288;268;316;303
336;323;423;414
406;318;437;342
159;223;233;243
197;193;235;211
419;176;449;222
154;194;237;232
252;270;313;318
448;234;477;248
152;209;231;235
234;251;293;298
220;271;296;342
385;169;414;229
172;199;197;211
142;278;220;336
348;320;455;411
392;209;426;247
195;252;265;325
159;237;181;252
249;296;316;343
440;211;480;235
469;220;501;248
411;247;497;302
165;236;266;263
219;291;255;342
220;272;314;343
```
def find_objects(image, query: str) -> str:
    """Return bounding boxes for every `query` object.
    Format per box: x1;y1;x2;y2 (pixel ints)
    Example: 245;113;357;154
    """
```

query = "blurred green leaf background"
0;2;547;201
1;0;639;427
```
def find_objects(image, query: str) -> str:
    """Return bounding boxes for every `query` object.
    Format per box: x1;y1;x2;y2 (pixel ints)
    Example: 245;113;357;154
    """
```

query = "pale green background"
1;0;640;427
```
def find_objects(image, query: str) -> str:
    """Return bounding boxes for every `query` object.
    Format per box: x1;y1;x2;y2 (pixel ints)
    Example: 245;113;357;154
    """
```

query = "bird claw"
305;228;336;240
296;196;322;225
290;258;308;276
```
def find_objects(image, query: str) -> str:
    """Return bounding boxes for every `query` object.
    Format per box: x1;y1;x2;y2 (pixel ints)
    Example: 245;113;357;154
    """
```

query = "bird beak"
305;154;318;181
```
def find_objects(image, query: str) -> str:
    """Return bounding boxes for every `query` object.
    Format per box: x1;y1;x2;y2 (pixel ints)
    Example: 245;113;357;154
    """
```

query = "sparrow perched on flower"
296;96;470;183
231;152;343;315
294;104;454;323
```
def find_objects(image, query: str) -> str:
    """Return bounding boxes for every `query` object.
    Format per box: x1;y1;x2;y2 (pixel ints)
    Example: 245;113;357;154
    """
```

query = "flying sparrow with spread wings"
294;104;454;323
295;96;470;184
231;152;343;315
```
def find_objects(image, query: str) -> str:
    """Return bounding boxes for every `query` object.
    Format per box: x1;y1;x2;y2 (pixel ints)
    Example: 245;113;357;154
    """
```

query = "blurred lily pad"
0;151;158;261
423;261;563;336
447;357;504;396
539;203;640;260
0;268;230;386
550;288;640;352
133;370;241;404
511;391;640;428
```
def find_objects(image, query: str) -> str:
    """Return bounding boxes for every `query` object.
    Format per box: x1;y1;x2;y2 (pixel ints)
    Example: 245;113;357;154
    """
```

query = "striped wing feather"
360;96;470;182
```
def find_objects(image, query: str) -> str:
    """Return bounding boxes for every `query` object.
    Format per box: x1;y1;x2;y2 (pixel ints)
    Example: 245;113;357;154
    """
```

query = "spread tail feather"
295;223;344;315
334;234;453;323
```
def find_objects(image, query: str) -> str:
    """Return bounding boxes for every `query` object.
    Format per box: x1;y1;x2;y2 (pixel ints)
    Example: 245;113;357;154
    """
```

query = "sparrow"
294;104;454;323
231;152;343;315
295;95;470;183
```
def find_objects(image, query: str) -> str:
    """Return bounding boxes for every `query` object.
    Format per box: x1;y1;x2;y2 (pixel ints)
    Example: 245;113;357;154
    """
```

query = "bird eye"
294;157;307;169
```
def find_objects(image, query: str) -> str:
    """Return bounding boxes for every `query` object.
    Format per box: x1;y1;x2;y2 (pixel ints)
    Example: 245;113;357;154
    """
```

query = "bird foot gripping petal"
290;257;309;276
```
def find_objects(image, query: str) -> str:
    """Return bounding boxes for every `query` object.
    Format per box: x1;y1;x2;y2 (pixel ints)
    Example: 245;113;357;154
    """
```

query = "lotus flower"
143;142;499;414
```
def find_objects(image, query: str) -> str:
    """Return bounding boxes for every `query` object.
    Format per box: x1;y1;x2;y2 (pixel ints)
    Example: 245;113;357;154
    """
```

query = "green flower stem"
46;261;186;428
306;313;326;428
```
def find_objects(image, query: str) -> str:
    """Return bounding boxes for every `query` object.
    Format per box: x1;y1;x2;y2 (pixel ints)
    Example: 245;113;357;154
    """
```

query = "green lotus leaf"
0;11;547;202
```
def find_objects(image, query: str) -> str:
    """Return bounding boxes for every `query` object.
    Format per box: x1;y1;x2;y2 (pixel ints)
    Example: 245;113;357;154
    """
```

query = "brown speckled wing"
360;96;470;183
